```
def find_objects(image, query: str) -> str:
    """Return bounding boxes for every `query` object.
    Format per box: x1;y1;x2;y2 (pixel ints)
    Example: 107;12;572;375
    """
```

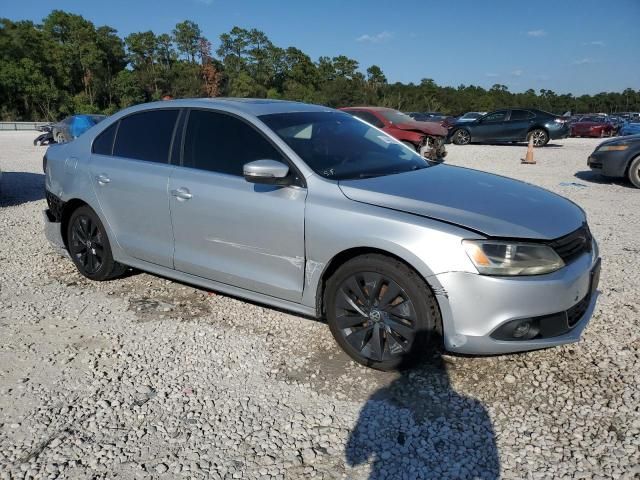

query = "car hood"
338;165;585;239
393;121;448;137
597;134;640;146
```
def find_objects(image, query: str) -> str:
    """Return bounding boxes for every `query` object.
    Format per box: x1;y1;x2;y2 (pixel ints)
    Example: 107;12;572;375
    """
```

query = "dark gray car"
587;134;640;187
448;108;570;147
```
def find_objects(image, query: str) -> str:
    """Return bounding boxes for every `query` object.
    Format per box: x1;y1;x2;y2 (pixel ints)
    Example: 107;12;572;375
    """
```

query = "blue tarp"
69;114;98;138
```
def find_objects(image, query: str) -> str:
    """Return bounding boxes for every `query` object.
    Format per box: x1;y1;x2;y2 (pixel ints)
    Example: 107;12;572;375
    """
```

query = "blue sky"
4;0;639;95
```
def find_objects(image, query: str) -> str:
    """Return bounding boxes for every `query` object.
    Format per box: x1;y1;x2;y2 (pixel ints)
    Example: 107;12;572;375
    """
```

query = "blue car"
53;114;106;143
619;120;640;136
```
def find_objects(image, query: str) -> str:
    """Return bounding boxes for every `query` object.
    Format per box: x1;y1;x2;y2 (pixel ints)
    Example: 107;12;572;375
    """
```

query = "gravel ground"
0;131;638;479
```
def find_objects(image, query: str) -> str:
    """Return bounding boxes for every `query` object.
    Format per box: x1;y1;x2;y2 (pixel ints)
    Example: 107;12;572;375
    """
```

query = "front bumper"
435;249;600;355
43;209;68;257
588;150;629;177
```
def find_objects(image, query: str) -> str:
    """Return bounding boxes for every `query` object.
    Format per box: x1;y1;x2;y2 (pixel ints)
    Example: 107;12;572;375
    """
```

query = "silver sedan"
43;99;601;370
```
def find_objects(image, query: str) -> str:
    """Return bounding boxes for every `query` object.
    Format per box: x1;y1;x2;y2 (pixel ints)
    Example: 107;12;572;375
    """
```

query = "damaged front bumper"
43;209;68;257
419;136;447;162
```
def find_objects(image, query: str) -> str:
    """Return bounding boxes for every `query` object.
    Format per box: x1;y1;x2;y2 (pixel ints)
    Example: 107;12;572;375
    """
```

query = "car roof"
119;98;334;117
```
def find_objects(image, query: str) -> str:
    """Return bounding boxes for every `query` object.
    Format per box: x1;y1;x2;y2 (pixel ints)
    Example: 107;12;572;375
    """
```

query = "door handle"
95;174;111;185
171;187;193;200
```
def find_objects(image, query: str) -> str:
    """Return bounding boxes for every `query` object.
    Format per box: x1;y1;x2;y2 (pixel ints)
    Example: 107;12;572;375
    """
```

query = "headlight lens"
463;240;565;276
598;145;629;152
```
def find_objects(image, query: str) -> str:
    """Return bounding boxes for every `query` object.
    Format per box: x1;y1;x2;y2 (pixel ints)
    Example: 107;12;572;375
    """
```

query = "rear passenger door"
168;109;307;302
89;109;180;268
505;109;535;141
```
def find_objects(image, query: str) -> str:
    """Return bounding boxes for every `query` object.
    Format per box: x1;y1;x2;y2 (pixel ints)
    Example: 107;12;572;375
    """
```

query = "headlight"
598;145;629;152
463;240;565;276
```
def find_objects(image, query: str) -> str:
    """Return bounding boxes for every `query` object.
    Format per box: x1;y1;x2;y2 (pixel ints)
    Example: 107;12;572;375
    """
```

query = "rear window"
113;110;179;163
92;123;117;155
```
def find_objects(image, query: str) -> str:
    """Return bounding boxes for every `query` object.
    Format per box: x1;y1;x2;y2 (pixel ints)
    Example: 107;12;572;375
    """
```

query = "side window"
92;123;117;155
483;111;508;122
510;110;534;121
350;111;385;128
113;110;179;163
183;110;285;176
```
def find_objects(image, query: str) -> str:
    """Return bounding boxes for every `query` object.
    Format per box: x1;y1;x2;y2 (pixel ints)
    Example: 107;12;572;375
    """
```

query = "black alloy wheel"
528;128;549;147
325;254;441;370
67;206;126;281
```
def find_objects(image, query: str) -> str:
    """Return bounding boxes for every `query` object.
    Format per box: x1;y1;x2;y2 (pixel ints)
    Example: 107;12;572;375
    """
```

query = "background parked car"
406;112;458;130
619;119;640;136
448;108;569;147
341;107;447;160
33;123;55;146
52;114;106;143
570;115;615;138
588;134;640;188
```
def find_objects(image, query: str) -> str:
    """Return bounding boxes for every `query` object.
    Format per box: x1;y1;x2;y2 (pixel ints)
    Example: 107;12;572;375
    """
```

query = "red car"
570;115;615;138
339;107;447;160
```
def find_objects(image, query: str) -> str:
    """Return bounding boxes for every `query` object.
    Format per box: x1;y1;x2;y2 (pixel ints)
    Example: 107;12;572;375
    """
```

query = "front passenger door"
168;109;307;302
473;110;509;142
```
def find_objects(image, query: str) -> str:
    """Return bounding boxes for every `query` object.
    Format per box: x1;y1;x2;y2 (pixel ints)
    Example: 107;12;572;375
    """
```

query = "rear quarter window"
92;123;118;155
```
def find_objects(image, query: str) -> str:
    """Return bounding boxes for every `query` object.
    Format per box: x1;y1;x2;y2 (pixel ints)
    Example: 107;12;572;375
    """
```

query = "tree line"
1;10;639;121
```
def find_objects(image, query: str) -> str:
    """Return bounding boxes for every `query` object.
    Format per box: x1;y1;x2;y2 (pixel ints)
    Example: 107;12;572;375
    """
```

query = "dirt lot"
0;132;638;479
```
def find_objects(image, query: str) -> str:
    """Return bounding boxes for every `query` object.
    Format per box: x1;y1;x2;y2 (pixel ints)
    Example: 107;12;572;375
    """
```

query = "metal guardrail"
0;122;49;131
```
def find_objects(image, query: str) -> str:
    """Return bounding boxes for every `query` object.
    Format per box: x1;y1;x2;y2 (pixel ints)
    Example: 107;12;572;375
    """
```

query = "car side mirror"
243;159;291;185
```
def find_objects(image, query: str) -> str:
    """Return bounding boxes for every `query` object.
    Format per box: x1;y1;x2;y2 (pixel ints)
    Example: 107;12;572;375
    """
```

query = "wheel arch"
527;125;550;136
624;153;640;179
60;198;90;249
315;246;444;335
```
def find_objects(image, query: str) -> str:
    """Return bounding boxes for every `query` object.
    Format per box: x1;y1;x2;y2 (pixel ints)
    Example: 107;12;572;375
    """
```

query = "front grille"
567;293;590;327
548;224;592;264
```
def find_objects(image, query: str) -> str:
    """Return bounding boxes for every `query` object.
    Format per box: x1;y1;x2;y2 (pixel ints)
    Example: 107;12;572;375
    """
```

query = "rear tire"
628;156;640;189
67;206;127;281
325;254;441;371
451;129;471;145
527;129;549;147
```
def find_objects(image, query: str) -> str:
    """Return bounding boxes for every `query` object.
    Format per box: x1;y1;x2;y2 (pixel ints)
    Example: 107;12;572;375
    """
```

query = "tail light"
43;153;48;173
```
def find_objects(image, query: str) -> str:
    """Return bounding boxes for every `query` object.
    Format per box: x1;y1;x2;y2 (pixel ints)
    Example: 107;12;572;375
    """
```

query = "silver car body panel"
43;98;599;355
339;166;585;239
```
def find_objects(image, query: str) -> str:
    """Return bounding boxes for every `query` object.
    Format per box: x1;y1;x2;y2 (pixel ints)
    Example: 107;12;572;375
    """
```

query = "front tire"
451;129;471;145
528;129;549;147
628;156;640;188
325;254;441;371
67;206;126;281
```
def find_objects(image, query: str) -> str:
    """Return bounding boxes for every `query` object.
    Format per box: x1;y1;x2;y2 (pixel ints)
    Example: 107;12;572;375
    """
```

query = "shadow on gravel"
346;337;500;479
574;170;634;188
0;171;45;207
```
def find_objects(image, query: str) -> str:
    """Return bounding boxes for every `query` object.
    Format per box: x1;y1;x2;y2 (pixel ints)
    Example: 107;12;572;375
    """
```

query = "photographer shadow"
345;336;500;480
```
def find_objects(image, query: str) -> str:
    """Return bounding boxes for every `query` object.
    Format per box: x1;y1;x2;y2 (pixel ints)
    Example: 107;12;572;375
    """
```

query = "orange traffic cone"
521;137;536;164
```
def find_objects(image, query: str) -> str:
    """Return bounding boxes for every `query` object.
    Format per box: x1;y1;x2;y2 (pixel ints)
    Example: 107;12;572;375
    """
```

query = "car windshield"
260;111;430;180
378;110;414;124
